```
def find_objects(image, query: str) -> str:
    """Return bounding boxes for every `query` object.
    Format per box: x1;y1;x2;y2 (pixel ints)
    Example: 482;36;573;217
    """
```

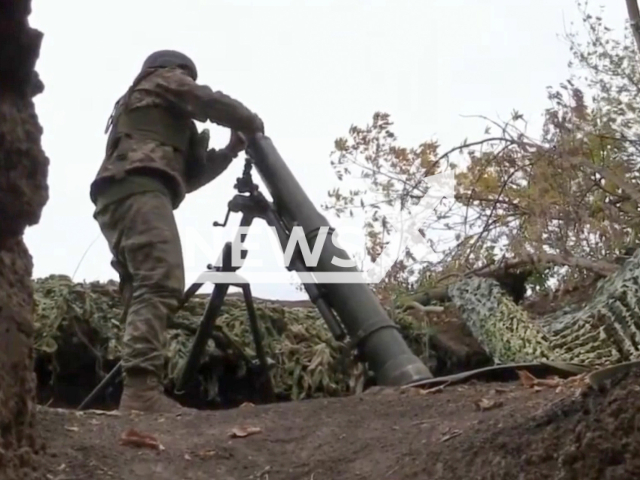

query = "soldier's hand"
192;128;210;165
196;128;210;151
198;128;211;142
226;130;248;156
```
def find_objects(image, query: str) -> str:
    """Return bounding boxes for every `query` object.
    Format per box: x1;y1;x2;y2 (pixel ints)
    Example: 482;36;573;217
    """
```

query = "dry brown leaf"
517;370;561;389
565;373;589;386
516;370;537;387
120;428;165;451
474;398;503;411
535;376;561;387
229;426;262;438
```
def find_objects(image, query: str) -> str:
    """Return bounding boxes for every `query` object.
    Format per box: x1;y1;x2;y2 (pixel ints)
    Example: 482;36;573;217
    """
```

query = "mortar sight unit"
78;134;432;410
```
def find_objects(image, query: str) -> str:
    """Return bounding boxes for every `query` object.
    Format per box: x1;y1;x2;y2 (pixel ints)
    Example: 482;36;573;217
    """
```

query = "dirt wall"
0;1;49;478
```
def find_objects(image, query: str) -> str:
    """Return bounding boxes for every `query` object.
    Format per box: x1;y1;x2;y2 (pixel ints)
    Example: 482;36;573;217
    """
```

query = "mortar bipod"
77;239;276;410
172;241;276;401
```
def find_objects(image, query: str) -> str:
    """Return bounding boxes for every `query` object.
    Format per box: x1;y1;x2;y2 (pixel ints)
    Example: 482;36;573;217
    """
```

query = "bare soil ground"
34;366;640;480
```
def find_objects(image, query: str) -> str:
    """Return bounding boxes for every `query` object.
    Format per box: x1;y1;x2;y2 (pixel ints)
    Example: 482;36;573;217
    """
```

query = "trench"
31;323;493;412
33;355;298;412
33;342;296;411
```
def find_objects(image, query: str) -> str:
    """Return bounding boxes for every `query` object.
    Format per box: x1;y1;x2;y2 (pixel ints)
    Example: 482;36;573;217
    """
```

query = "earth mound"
0;0;49;479
35;364;640;479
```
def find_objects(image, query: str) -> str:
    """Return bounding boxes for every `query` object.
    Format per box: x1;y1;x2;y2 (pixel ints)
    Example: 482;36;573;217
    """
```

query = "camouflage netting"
33;275;435;409
37;251;640;410
0;0;50;478
41;241;640;410
448;248;640;367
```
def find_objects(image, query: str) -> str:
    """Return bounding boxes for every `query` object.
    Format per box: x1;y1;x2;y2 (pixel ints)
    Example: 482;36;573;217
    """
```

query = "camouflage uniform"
90;58;263;413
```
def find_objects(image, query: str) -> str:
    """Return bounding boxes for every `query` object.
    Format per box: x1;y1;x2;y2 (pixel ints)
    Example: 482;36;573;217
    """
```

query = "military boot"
119;370;192;414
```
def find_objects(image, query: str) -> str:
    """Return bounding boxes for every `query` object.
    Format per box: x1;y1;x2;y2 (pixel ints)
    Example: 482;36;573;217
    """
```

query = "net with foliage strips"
32;274;433;409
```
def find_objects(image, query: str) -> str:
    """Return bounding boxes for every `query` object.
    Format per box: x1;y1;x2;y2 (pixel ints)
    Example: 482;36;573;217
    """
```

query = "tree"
323;0;640;299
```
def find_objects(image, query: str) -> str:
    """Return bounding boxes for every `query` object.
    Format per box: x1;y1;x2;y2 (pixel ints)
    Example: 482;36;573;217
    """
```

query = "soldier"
89;50;264;413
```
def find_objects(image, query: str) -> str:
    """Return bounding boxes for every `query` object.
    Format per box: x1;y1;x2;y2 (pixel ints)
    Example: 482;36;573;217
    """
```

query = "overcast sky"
26;0;627;300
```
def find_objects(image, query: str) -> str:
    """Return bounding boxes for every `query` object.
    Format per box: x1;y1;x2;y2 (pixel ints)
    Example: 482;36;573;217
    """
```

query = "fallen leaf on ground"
64;426;79;432
120;428;165;451
537;376;561;387
474;398;503;411
240;402;255;408
229;426;262;438
517;370;561;389
564;373;589;386
517;370;537;387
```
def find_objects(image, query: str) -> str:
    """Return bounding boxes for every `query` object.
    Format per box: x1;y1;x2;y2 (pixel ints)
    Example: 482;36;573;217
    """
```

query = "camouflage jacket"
90;66;263;209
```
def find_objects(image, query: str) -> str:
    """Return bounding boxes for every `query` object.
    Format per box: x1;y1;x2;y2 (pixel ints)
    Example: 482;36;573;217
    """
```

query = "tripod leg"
240;284;276;402
77;362;122;410
241;285;268;370
174;283;229;394
179;282;203;309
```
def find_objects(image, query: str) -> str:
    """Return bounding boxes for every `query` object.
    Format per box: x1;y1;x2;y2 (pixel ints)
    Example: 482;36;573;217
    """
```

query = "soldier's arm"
185;148;237;194
152;68;264;135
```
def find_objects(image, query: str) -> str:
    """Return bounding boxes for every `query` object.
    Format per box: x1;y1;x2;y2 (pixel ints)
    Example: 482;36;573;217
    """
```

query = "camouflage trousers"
93;190;185;380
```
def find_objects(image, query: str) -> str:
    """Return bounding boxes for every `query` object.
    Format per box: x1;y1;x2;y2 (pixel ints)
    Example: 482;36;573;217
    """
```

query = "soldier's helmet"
141;50;198;80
